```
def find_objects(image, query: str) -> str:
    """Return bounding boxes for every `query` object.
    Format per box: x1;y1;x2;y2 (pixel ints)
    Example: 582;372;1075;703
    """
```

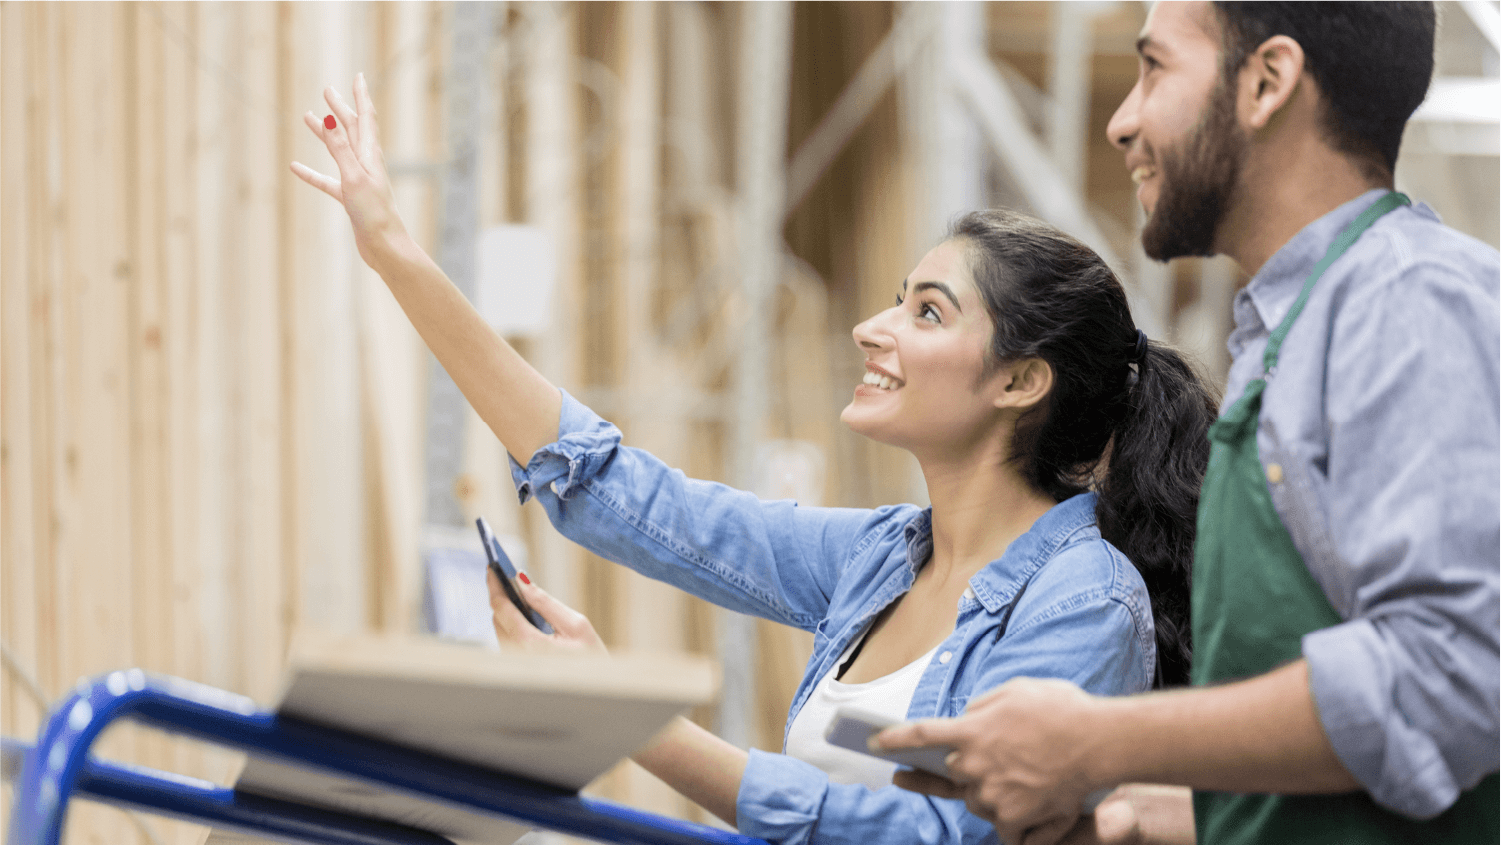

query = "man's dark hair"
1211;2;1435;181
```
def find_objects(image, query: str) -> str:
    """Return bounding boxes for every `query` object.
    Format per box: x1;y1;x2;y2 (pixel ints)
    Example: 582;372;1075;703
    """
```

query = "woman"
293;76;1216;845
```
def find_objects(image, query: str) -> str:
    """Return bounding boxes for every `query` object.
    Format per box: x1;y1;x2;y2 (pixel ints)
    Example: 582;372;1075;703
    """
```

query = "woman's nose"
852;308;896;351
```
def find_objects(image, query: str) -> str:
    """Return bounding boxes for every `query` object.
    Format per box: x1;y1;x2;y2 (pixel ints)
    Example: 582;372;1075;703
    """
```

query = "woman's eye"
894;294;904;306
919;303;941;323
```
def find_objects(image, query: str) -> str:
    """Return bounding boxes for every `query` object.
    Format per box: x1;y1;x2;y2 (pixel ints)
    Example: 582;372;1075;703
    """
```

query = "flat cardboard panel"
222;632;716;844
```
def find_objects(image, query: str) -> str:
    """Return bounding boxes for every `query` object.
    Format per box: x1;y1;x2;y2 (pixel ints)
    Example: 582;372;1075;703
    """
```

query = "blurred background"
2;2;1496;841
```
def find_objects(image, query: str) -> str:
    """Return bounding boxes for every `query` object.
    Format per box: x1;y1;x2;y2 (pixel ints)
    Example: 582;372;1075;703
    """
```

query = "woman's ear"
1239;34;1305;130
993;358;1053;412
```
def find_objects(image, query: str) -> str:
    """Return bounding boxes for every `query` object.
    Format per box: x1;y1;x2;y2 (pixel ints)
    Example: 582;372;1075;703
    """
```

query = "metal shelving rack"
3;670;766;845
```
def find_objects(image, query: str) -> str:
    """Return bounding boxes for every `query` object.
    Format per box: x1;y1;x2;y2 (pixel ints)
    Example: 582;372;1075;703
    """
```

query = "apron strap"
1262;192;1410;373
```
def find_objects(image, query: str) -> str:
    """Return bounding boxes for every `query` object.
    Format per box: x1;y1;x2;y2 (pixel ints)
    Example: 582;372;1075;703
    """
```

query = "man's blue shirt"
1224;190;1500;818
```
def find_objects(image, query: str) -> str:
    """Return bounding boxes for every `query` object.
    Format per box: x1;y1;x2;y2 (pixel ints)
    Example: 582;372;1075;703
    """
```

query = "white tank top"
783;626;940;790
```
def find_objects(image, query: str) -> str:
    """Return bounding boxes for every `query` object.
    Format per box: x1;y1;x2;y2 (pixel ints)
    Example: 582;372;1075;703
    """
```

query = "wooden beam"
722;0;794;751
784;5;929;218
232;0;288;703
522;1;584;608
0;0;43;744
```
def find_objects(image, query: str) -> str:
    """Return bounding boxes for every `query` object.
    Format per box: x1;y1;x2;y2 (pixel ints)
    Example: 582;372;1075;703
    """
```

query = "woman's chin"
840;405;893;444
838;402;868;432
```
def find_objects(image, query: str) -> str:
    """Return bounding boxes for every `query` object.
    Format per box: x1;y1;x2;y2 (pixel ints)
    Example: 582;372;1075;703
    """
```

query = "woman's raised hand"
291;74;563;479
488;569;609;655
291;74;407;273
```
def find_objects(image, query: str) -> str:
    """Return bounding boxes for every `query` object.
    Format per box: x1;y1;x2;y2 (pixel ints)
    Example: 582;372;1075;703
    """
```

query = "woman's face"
840;240;1011;455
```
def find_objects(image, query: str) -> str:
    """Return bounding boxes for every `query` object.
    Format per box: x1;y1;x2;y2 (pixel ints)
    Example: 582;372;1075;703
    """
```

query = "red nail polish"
324;115;336;130
518;572;531;585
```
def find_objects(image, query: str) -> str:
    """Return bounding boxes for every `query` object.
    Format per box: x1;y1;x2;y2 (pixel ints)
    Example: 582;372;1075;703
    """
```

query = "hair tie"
1130;329;1149;364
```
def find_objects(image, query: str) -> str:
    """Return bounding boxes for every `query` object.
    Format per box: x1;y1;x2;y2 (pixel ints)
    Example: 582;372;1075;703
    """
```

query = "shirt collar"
899;493;1100;613
902;509;934;570
1240;189;1393;337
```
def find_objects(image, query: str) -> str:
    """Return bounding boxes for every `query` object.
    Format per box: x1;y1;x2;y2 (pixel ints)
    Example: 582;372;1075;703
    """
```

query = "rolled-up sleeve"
509;390;887;631
737;750;995;845
1301;254;1499;818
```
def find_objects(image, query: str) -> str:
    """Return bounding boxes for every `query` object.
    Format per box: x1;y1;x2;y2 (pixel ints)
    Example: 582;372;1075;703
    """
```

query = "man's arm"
876;659;1357;844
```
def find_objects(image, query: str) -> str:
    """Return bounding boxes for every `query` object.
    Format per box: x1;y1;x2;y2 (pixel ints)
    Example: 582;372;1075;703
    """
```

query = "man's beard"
1141;82;1247;261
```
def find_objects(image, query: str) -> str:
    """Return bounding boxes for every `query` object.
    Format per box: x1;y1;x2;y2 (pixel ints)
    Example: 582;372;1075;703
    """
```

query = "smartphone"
824;705;1112;812
824;706;953;778
475;517;553;635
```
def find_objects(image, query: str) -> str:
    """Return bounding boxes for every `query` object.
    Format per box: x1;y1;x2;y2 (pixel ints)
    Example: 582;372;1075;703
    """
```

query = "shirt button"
1266;463;1284;484
938;651;952;665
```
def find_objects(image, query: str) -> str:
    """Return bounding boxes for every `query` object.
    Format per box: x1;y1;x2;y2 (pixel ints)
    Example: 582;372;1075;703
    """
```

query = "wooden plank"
191;0;235;700
613;0;684;649
461;3;517;577
60;0;135;697
29;0;65;714
126;5;175;781
231;0;287;703
361;0;436;636
605;2;699;817
154;4;216;839
158;0;201;695
286;0;366;638
53;5;142;839
0;0;44;746
521;0;585;611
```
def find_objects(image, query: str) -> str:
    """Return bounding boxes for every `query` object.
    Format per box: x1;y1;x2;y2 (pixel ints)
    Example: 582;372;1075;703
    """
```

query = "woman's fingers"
518;580;608;652
323;86;360;149
317;88;366;187
520;580;583;631
289;161;342;202
352;72;380;164
487;569;551;646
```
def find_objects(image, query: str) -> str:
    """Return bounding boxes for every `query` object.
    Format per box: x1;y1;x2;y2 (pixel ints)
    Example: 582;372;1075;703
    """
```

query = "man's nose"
1107;82;1142;150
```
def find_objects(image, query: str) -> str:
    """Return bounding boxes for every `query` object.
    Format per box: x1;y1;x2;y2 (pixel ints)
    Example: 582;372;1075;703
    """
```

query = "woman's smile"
859;365;904;392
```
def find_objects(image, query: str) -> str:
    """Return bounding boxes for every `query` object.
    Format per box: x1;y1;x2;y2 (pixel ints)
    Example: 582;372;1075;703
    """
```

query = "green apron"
1190;191;1499;844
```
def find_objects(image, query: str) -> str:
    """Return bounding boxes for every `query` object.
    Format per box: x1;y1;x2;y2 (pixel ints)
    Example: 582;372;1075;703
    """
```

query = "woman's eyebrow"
912;281;962;313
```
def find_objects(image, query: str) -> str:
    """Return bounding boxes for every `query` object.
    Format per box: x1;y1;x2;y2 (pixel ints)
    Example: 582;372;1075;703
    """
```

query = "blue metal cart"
4;670;767;845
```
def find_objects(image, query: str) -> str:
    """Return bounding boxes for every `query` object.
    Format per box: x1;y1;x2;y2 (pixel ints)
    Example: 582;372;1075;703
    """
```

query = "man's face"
1107;1;1249;260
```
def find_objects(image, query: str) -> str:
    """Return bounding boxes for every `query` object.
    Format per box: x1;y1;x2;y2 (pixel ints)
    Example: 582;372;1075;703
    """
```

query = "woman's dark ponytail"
1096;342;1215;687
950;209;1218;687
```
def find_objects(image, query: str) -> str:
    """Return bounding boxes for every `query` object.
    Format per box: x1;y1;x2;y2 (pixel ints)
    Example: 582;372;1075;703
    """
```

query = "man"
875;3;1499;844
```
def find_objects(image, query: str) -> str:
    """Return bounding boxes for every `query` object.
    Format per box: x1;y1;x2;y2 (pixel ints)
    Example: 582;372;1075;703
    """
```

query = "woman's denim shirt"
511;392;1156;845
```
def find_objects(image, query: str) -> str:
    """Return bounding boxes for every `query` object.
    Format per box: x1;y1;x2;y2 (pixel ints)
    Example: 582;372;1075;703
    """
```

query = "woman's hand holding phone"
487;569;608;654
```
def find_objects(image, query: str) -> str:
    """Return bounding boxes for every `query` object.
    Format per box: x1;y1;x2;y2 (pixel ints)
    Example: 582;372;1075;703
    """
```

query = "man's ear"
993;358;1053;412
1239;34;1305;130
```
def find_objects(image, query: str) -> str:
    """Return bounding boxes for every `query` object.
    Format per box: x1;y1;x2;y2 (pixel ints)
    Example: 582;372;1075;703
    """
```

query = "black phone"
475;517;553;635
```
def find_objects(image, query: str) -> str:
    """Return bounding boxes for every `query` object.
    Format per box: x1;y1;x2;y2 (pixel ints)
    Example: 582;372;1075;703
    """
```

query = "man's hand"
876;677;1105;845
1056;785;1196;845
